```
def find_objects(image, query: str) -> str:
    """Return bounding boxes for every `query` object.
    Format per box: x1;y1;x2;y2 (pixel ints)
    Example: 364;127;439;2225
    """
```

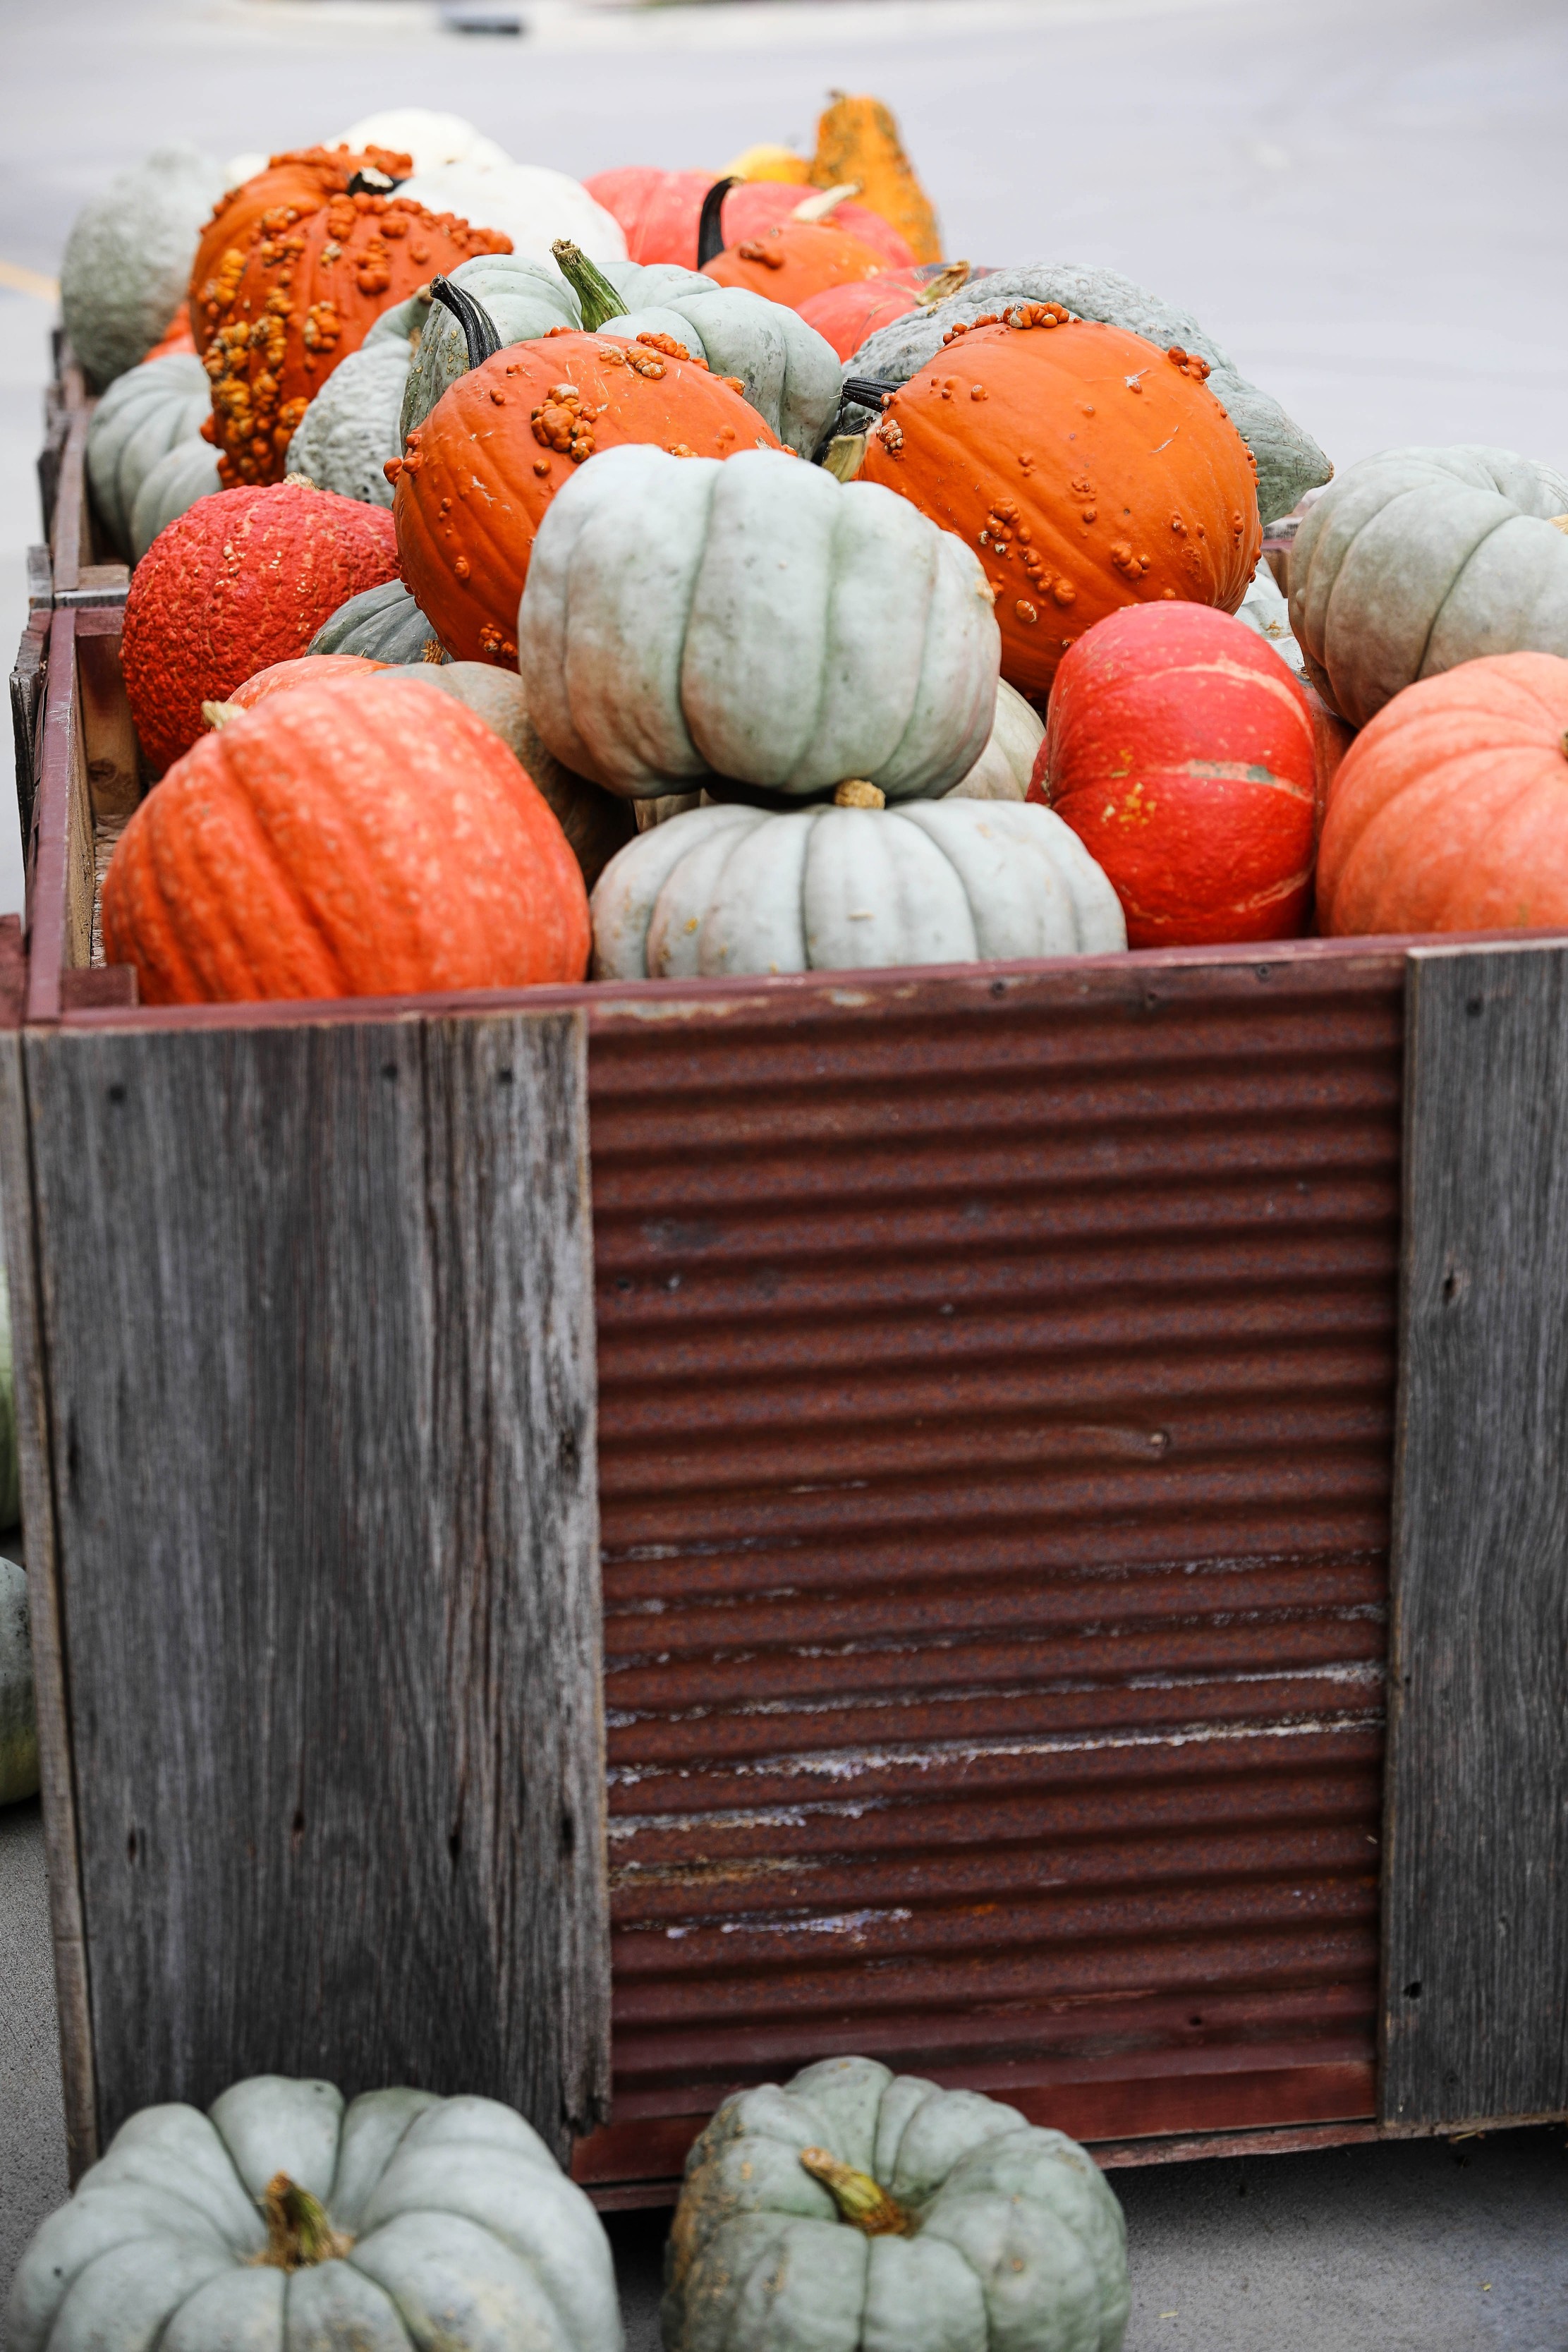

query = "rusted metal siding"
570;946;1403;2194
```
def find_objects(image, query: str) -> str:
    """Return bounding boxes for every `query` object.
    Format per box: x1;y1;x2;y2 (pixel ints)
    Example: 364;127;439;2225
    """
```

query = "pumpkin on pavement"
861;303;1261;701
189;144;415;342
664;2054;1129;2352
392;329;782;668
201;190;510;487
62;144;228;389
121;481;399;772
1317;653;1568;935
8;2073;621;2352
592;788;1124;978
1031;602;1315;946
1289;445;1568;729
103;674;590;1005
519;443;997;801
308;578;449;665
86;352;212;559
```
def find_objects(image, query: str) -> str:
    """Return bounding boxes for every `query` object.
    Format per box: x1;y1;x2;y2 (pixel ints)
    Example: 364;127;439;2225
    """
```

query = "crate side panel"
576;959;1401;2185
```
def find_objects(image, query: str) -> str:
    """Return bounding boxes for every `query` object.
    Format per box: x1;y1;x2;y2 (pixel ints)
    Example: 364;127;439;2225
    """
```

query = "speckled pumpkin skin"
702;219;888;311
202;192;511;487
189;145;413;341
861;305;1261;700
392;332;780;668
121;482;399;772
102;674;591;1005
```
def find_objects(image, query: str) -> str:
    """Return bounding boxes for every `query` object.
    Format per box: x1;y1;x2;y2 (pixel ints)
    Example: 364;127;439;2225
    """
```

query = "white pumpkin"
592;795;1125;979
332;109;510;176
61;145;227;390
86;353;211;557
1289;444;1568;727
944;677;1044;800
395;161;626;269
520;444;1000;804
128;437;221;562
8;2075;621;2352
1236;560;1307;681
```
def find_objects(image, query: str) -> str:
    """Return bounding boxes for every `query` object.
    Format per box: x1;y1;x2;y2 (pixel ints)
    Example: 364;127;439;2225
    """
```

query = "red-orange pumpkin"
202;191;511;487
189;145;413;342
392;330;780;668
796;270;927;361
583;169;914;272
1029;602;1315;947
102;673;590;1004
1318;653;1568;936
701;219;888;311
122;483;400;774
859;302;1262;701
226;653;387;710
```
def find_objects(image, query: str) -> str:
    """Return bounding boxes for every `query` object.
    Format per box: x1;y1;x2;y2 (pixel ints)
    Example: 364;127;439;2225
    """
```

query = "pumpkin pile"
56;99;1568;1011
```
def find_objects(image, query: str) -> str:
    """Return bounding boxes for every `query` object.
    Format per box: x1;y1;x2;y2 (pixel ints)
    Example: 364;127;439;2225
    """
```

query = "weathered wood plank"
23;1007;608;2157
1382;940;1568;2128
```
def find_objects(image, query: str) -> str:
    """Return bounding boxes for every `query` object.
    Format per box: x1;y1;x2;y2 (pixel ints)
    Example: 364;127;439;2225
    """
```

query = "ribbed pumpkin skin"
703;220;887;311
102;675;590;1005
1032;602;1315;947
861;307;1261;700
188;145;412;339
392;332;779;667
229;653;387;708
583;169;913;272
202;192;510;487
122;483;399;773
1318;653;1568;936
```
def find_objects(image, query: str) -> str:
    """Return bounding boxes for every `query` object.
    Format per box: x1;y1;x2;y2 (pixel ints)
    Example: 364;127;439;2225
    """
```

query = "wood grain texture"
1382;940;1568;2128
24;1008;608;2157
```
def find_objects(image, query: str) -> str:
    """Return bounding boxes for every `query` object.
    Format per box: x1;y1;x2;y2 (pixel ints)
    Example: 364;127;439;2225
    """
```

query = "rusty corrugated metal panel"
570;947;1403;2193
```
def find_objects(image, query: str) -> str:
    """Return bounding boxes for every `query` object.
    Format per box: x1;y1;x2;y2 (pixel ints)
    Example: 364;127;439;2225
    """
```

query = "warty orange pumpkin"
391;319;781;667
189;145;413;342
858;301;1262;700
701;214;889;312
1318;653;1568;936
102;672;590;1004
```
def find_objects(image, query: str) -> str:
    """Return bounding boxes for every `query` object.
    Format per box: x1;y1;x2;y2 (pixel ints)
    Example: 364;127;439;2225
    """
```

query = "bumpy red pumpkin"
122;483;399;772
702;218;888;311
392;330;780;668
584;169;913;272
189;145;413;341
860;303;1262;700
1030;602;1315;946
202;191;511;487
102;673;590;1004
1318;653;1568;935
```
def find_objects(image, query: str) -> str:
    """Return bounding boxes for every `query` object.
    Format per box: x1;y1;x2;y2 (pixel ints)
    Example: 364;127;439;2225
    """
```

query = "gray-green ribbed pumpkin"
844;264;1331;528
663;2056;1129;2352
307;579;449;665
1288;444;1568;728
8;2075;621;2352
944;677;1043;801
129;437;221;562
288;293;430;509
400;246;839;457
86;353;210;559
61;145;227;391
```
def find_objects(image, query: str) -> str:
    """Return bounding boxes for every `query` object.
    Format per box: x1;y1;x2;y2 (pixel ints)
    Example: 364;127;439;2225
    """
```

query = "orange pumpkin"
225;654;387;712
701;219;888;311
102;673;590;1004
202;192;511;488
858;302;1262;701
392;329;781;668
1318;653;1568;936
189;145;413;342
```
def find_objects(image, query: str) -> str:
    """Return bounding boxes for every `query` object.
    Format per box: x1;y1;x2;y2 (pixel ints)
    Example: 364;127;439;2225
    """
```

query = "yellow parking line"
0;258;59;301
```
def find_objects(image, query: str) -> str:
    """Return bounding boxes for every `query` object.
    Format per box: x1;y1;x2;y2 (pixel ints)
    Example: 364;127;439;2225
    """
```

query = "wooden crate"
6;601;1567;2204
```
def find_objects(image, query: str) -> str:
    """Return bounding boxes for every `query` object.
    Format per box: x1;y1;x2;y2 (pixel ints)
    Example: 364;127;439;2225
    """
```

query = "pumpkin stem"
697;177;739;269
201;700;242;732
790;181;861;224
834;779;885;808
255;2173;352;2271
810;377;901;467
799;2147;911;2236
552;241;629;332
427;276;503;373
821;432;868;485
916;260;972;308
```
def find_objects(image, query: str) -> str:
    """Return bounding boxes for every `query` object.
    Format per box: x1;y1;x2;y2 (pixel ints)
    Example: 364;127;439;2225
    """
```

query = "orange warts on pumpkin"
1016;600;1038;624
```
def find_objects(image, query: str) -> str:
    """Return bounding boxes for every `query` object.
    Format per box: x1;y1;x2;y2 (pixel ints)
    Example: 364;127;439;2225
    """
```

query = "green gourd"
307;580;449;665
8;2075;622;2352
664;2054;1129;2352
86;354;211;559
61;145;227;391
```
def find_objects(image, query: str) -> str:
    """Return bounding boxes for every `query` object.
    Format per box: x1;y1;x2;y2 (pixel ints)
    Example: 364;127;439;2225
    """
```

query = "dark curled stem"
809;378;901;467
428;276;504;372
697;178;739;270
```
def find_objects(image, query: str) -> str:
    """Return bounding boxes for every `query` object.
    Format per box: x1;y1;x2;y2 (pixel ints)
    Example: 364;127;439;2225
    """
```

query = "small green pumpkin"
288;294;430;509
129;437;222;562
61;145;227;391
307;580;449;665
87;353;211;559
9;2075;621;2352
664;2055;1130;2352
